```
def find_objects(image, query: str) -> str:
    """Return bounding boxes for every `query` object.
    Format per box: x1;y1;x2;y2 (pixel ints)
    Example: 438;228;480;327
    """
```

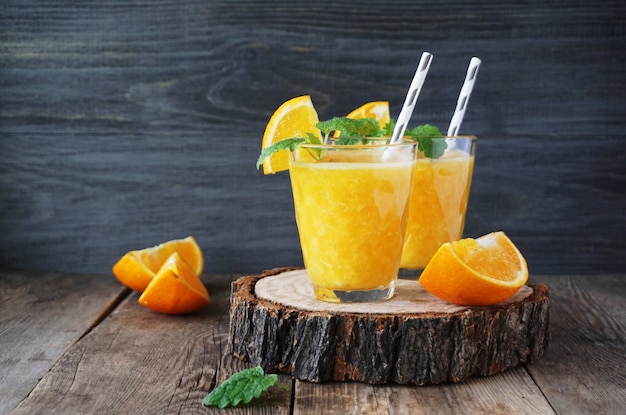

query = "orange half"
419;232;529;306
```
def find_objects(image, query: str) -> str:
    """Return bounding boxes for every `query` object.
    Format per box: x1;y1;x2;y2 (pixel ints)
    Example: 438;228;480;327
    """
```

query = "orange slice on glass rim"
346;101;391;129
260;95;321;174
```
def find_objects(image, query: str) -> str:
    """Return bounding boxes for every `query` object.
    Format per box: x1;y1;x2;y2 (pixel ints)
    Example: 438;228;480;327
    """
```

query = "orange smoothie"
289;145;415;302
400;142;475;269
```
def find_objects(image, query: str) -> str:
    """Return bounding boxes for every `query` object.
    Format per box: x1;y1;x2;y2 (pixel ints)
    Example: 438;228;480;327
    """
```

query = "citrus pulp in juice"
400;140;475;270
289;144;415;302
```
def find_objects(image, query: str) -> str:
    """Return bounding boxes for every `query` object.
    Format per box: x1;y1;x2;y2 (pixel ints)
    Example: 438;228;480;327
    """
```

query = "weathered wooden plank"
293;366;556;415
1;0;625;276
0;270;125;415
527;274;626;415
10;273;292;415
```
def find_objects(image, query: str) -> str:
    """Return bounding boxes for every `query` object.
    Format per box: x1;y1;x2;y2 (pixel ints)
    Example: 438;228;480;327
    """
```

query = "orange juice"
400;137;475;269
289;143;415;302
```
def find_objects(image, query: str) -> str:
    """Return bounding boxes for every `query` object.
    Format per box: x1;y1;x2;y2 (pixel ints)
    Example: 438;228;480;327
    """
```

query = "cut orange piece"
138;252;211;314
419;232;528;306
112;236;203;293
260;95;321;174
346;101;390;129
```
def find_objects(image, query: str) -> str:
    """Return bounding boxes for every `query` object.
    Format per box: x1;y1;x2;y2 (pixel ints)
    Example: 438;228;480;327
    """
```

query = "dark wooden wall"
1;1;624;276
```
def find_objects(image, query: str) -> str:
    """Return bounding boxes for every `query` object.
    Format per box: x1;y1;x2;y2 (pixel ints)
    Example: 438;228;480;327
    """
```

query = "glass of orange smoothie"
289;140;416;302
399;136;476;274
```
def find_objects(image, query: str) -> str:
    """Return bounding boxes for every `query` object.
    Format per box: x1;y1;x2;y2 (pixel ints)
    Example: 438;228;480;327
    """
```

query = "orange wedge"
419;232;528;306
260;95;321;174
112;236;203;292
346;101;390;129
138;252;211;314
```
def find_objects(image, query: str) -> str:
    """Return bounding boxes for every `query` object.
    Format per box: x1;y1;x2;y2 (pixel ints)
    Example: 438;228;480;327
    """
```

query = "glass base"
313;281;395;303
398;268;424;280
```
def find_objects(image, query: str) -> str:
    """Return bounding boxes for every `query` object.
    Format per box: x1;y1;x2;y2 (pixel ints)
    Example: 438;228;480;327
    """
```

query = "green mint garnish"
317;117;382;141
256;117;382;169
202;366;288;409
256;137;307;169
405;124;447;159
406;123;442;139
382;119;395;137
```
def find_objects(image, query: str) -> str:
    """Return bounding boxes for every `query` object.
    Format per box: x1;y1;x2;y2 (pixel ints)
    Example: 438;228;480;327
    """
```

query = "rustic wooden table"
1;269;624;414
2;1;625;413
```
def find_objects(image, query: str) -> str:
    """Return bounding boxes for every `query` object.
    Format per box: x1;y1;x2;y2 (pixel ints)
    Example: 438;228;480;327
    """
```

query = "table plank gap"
526;274;626;415
73;287;132;343
522;363;559;414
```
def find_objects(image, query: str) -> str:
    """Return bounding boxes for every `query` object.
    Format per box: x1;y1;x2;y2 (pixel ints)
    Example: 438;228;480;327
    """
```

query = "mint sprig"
317;117;382;142
256;117;381;169
202;366;288;409
256;137;307;169
406;123;442;139
404;124;447;159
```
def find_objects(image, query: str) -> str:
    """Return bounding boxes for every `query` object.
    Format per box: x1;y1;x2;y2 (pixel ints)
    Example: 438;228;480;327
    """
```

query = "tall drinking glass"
289;141;416;303
399;136;476;276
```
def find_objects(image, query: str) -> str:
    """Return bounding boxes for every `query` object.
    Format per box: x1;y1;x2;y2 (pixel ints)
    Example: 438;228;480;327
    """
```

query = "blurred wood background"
1;0;624;276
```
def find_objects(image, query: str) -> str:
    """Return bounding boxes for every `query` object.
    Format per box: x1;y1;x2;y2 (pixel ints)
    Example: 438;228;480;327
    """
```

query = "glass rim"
441;135;477;140
298;135;476;150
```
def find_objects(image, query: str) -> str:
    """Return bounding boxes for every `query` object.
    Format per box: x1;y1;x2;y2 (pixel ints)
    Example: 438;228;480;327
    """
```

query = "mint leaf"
202;366;287;409
381;119;395;137
316;117;381;139
256;137;307;170
334;136;364;145
417;137;447;159
305;131;323;145
404;124;447;159
406;124;442;139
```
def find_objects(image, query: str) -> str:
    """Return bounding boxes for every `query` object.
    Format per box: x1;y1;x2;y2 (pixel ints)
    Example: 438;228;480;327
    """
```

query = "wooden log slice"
228;267;550;385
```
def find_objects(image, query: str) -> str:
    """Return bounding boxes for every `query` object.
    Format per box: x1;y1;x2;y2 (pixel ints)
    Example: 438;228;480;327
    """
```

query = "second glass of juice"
400;136;476;273
289;141;416;303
